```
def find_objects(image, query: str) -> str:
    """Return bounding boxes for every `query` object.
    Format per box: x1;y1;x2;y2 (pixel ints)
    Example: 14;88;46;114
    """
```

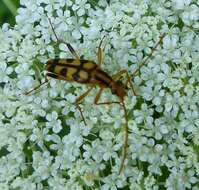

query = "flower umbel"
0;0;199;189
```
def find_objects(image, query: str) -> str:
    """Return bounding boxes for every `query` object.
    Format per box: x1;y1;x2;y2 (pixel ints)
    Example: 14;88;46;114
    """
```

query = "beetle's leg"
97;36;106;67
94;88;128;175
75;87;93;125
47;17;80;60
24;75;49;95
112;69;137;96
132;33;166;76
94;88;120;105
119;100;128;175
94;88;103;104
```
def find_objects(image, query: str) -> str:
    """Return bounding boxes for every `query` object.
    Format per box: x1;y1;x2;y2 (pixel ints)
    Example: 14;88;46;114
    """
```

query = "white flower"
134;103;154;125
32;151;53;180
171;0;191;10
1;0;199;189
164;91;181;117
83;139;103;162
181;4;199;25
179;110;199;133
46;111;62;133
101;174;126;190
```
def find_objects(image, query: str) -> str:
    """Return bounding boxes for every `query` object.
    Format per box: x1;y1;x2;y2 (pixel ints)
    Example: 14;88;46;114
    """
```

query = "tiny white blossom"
0;0;199;189
46;111;62;133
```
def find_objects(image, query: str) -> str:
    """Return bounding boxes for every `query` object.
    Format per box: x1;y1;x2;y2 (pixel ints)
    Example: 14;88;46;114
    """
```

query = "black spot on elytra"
46;73;58;79
60;68;67;76
80;60;88;64
66;58;74;63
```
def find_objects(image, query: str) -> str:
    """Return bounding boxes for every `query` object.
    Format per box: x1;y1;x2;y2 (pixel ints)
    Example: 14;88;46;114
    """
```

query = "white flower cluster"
0;0;199;189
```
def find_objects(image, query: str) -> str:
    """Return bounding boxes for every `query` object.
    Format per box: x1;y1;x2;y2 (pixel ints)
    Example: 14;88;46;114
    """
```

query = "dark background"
0;0;20;26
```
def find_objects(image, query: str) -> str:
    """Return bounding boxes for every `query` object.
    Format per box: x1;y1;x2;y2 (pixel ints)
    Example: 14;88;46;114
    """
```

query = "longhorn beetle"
25;17;165;174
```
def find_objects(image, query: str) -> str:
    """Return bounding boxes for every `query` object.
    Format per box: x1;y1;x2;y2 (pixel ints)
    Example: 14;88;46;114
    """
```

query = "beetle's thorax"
90;68;126;99
109;80;126;100
90;68;113;87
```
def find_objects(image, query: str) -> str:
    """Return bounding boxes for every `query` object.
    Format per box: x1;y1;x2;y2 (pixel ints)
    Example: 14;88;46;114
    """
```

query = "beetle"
25;17;165;174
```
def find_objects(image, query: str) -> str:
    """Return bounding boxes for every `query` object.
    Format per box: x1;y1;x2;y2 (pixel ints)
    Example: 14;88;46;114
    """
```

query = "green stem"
2;0;17;16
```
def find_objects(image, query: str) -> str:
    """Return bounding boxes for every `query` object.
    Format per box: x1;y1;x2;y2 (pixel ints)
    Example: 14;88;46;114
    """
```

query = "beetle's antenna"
119;100;128;174
47;16;80;60
47;17;60;43
132;33;166;76
24;78;49;95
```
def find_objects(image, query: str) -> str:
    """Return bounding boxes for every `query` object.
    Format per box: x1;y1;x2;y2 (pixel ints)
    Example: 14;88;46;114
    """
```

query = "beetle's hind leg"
47;17;80;60
93;88;128;175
